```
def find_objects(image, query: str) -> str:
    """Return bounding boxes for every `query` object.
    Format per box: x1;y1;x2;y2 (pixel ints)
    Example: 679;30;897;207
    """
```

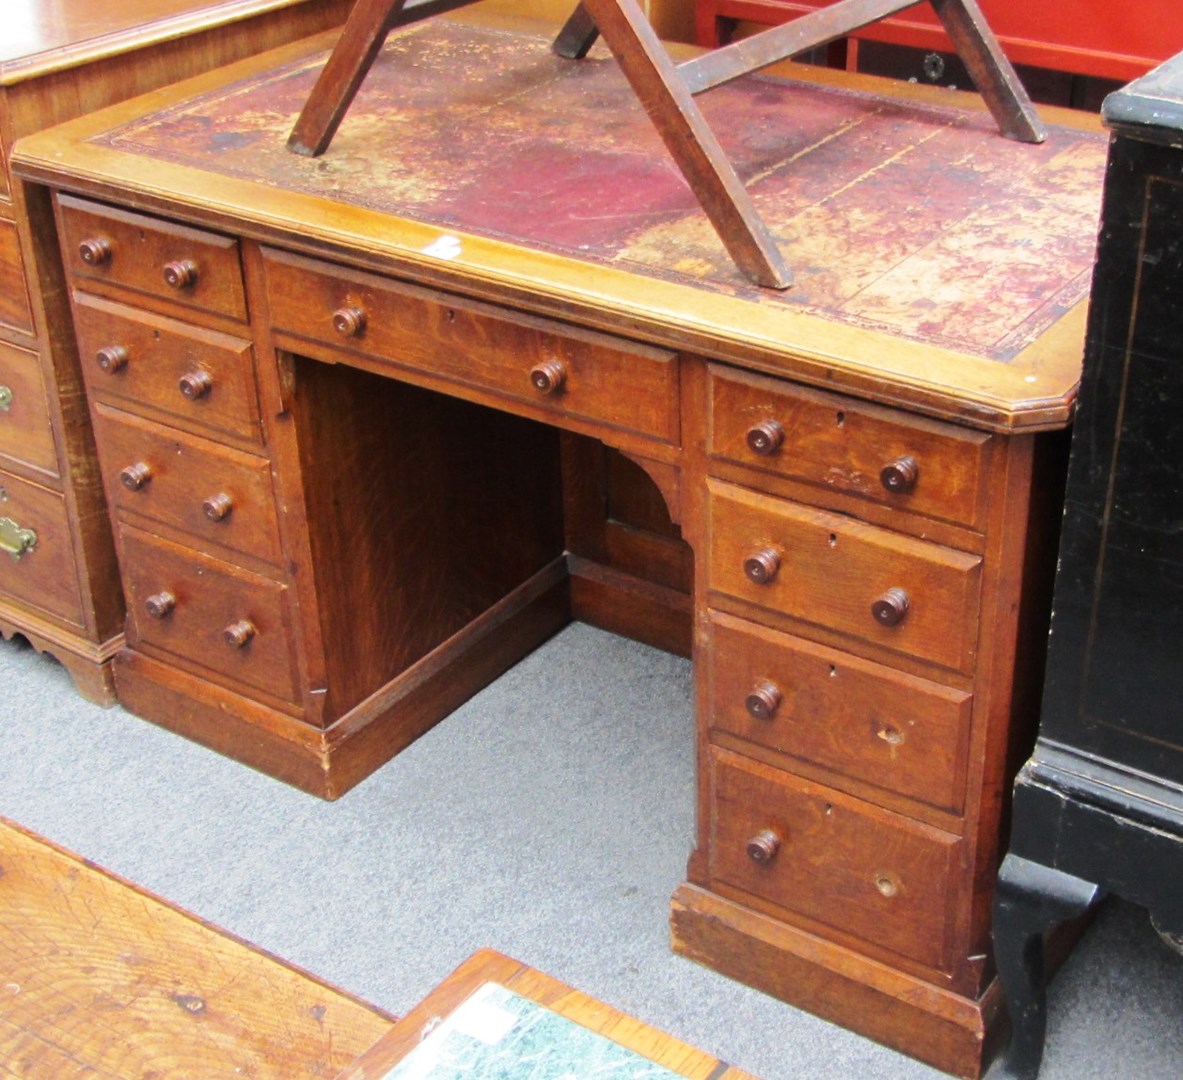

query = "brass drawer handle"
880;455;919;494
746;828;781;865
163;259;199;289
223;619;256;649
0;517;37;561
0;385;12;412
333;305;366;337
530;359;566;395
145;591;176;619
743;547;781;585
202;493;234;522
78;237;112;266
745;680;783;720
96;346;129;375
746;419;784;456
120;462;153;491
871;587;910;627
179;370;213;400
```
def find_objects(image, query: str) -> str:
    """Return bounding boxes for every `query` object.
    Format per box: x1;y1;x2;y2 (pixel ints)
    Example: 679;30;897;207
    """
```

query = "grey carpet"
1;625;1180;1078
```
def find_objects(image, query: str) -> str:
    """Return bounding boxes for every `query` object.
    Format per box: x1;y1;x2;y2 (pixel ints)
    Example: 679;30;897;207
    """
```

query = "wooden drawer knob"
743;547;781;585
145;591;176;619
871;587;910;627
333;305;366;337
120;462;152;491
162;259;199;289
745;680;783;720
746;828;781;865
96;346;129;374
178;370;213;400
746;419;784;456
223;619;256;649
880;455;919;494
202;492;233;522
78;237;112;266
530;359;566;395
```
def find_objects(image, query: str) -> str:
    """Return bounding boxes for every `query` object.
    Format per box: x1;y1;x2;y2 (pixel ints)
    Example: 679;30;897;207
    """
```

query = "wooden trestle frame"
288;0;1046;289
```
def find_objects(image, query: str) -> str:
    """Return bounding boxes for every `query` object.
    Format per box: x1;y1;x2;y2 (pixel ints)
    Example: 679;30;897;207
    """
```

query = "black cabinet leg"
990;854;1102;1079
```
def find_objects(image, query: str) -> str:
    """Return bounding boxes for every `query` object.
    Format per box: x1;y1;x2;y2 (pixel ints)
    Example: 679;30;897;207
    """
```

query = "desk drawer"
709;747;957;971
707;611;971;813
0;341;57;474
57;196;246;322
0;468;84;626
73;293;260;443
707;480;981;673
120;527;298;705
261;248;679;444
0;217;33;335
94;404;282;567
709;366;991;530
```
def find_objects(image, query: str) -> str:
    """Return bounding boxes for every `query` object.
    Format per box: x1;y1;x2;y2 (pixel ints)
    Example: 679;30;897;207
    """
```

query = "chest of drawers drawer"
73;294;261;443
0;217;33;335
707;479;982;674
709;747;958;972
93;404;282;567
707;611;972;814
261;248;680;445
708;365;992;530
57;195;247;322
119;526;298;705
0;341;57;474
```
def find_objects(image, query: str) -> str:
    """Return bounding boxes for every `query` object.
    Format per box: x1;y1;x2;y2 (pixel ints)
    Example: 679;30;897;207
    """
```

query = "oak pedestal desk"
12;17;1108;1077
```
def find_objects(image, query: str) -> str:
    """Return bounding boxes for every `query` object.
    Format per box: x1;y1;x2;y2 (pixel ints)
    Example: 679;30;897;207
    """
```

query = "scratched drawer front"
0;340;58;474
73;294;260;443
57;196;246;322
0;468;84;625
710;748;957;971
708;611;972;813
709;366;991;530
0;217;33;335
262;248;679;444
93;404;282;567
120;527;298;704
708;480;982;674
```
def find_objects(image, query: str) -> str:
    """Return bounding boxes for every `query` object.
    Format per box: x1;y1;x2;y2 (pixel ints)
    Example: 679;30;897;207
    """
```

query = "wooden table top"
11;15;1109;430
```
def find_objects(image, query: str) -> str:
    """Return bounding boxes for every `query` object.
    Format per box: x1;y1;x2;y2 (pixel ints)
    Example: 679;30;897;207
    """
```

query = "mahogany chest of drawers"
12;18;1108;1077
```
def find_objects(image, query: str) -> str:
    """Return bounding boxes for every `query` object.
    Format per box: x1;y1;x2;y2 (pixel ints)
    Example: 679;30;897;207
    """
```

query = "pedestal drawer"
707;479;982;674
709;747;958;971
0;217;33;335
707;611;972;813
120;526;298;705
74;293;260;443
57;195;246;322
0;469;84;626
0;340;58;474
94;404;282;567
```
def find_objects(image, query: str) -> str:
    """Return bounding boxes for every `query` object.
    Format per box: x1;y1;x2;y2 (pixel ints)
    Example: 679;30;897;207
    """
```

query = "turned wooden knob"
743;547;780;585
178;370;213;400
745;680;783;720
332;305;366;337
119;462;152;491
202;492;233;522
162;259;199;289
871;587;910;627
78;237;112;266
145;591;176;619
746;829;781;865
530;359;566;395
880;455;919;494
746;419;784;456
223;619;256;648
96;346;129;374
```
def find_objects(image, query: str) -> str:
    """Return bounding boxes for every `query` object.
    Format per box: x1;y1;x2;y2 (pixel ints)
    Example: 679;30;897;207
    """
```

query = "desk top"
12;16;1109;430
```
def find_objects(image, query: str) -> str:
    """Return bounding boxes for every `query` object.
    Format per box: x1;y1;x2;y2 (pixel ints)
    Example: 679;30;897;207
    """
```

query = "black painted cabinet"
991;52;1183;1079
